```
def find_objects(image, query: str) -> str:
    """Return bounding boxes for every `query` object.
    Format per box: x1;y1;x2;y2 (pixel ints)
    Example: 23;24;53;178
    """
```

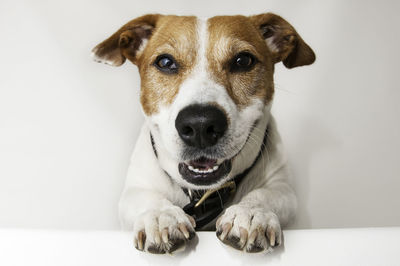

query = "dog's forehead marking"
197;17;208;80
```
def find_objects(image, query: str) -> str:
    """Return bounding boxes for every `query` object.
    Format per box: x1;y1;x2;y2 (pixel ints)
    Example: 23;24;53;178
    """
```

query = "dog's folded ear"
250;13;315;68
91;14;161;66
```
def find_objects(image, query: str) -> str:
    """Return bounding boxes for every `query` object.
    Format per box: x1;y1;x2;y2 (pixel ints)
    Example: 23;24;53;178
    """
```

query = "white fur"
90;48;121;66
118;17;297;253
135;39;148;57
266;38;279;53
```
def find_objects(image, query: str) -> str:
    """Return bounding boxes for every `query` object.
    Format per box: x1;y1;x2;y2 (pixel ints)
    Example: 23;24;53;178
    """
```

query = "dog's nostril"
206;126;214;134
206;126;218;139
182;126;194;137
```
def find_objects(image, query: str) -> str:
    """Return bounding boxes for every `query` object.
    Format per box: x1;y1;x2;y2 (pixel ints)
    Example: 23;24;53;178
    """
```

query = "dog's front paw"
133;206;196;254
216;205;282;253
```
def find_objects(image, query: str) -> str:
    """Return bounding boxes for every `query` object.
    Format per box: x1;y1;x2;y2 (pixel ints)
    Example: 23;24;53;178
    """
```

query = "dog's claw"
266;225;281;247
161;228;169;244
247;229;258;246
239;227;248;249
137;230;145;251
186;214;196;228
218;223;232;241
179;223;190;239
267;227;276;246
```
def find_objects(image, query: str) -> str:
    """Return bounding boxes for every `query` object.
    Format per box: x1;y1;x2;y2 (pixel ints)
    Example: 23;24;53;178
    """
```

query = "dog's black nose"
175;104;228;149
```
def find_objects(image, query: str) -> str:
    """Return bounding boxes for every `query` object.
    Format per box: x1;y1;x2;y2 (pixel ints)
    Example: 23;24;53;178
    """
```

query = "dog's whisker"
274;82;296;95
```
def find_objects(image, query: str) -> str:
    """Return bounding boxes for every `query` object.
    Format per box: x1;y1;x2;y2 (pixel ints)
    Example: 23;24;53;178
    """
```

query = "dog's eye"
154;54;178;74
230;52;257;72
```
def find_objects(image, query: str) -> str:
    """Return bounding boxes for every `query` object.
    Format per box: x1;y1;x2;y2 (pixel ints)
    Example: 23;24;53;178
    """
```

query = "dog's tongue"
189;157;217;170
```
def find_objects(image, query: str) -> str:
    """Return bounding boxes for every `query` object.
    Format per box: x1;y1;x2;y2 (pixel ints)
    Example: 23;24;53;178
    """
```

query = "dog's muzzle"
175;104;230;185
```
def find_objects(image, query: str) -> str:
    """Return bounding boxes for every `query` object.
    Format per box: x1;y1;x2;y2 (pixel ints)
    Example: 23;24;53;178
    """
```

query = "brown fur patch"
137;16;198;115
207;16;275;108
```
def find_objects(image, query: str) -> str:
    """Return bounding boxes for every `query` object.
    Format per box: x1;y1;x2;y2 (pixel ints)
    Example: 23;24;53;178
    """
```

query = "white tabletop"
0;227;399;266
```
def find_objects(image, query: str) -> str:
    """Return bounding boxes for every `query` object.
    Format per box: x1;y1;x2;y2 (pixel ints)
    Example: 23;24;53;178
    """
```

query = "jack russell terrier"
92;13;315;254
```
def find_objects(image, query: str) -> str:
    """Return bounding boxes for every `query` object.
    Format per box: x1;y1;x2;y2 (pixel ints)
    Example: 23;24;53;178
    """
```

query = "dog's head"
92;13;315;189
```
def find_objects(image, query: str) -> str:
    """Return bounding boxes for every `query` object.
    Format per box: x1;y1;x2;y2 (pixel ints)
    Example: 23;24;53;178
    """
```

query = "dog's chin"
178;157;232;186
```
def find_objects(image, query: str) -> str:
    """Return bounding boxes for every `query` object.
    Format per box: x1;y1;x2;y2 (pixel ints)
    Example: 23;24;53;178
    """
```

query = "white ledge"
0;227;399;266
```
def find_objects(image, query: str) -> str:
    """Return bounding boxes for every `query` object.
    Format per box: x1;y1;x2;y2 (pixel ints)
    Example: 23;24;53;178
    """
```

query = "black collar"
150;126;268;229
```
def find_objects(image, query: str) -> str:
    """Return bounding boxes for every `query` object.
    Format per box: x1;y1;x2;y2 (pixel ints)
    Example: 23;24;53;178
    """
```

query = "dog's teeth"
188;164;220;174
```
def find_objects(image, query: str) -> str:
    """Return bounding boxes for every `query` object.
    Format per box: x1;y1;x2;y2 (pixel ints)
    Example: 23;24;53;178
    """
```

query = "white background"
2;228;400;266
0;0;399;231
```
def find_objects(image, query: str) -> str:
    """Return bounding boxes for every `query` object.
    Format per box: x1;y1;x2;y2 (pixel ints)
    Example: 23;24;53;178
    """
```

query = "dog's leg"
118;125;195;253
216;120;297;253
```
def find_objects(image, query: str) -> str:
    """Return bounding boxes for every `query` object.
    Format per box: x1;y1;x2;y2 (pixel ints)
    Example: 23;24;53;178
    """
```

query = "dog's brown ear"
250;13;315;68
91;14;161;66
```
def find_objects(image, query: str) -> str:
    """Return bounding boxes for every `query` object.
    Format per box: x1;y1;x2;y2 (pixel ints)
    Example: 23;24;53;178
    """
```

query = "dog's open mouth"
178;157;232;186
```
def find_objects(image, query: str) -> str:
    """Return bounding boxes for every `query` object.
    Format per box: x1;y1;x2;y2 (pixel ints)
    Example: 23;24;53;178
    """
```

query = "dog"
92;13;315;254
